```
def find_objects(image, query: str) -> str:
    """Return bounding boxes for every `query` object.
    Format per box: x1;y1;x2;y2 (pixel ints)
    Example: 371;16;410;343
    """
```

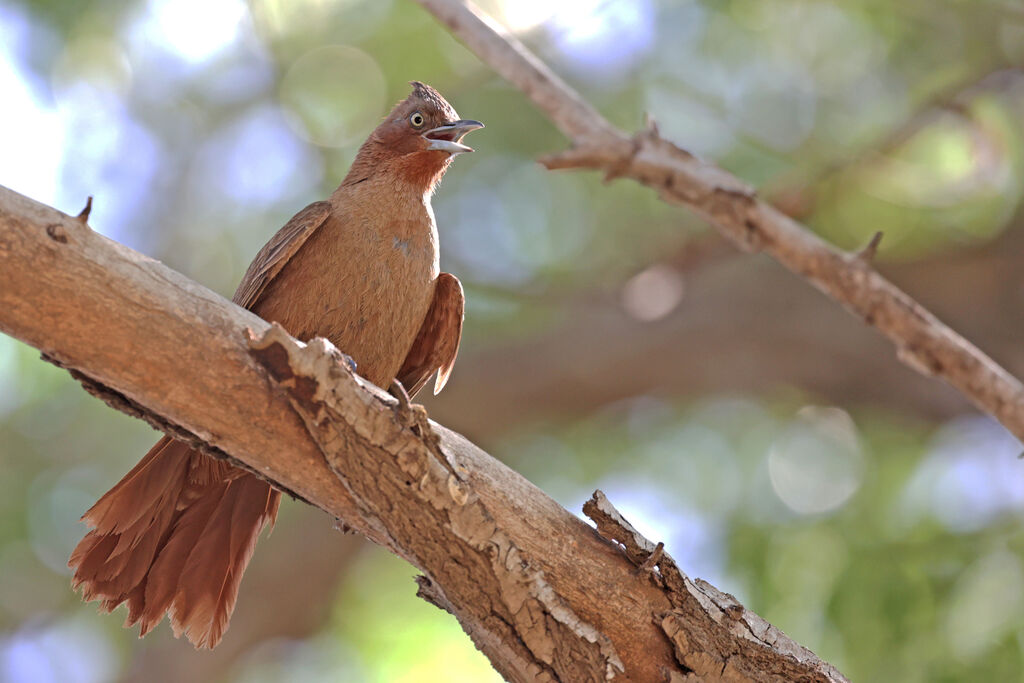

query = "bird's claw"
388;379;417;429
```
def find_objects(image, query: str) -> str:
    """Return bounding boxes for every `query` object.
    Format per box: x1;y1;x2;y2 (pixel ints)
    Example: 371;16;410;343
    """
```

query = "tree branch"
415;0;1024;444
0;187;846;679
429;224;1024;438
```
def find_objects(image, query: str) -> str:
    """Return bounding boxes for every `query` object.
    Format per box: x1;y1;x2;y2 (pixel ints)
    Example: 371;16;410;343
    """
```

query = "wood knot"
46;224;69;244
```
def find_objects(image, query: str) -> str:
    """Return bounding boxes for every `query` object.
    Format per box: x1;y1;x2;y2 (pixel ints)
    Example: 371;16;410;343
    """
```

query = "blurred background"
2;0;1024;680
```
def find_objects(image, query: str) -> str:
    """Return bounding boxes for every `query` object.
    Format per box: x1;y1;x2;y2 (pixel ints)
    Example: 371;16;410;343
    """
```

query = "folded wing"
397;272;465;397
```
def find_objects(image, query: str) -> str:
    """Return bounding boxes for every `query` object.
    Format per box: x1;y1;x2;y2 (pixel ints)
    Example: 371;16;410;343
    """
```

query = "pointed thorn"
77;196;93;223
643;112;659;138
855;231;883;263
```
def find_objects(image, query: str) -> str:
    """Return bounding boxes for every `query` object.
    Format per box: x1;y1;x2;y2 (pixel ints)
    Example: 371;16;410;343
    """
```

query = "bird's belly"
253;227;436;388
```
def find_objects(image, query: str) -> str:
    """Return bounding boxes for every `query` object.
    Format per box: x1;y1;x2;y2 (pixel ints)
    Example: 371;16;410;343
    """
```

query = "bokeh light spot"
621;264;685;322
0;8;64;207
279;45;386;148
549;0;656;81
139;0;247;65
768;406;863;515
945;551;1024;660
194;104;323;208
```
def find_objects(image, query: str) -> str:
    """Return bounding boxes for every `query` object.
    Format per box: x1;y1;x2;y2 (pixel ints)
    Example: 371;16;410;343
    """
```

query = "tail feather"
69;436;281;648
136;479;227;638
167;475;280;647
81;437;187;534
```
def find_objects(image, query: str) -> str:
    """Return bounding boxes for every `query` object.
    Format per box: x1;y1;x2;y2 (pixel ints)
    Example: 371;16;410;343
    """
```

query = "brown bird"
68;82;481;648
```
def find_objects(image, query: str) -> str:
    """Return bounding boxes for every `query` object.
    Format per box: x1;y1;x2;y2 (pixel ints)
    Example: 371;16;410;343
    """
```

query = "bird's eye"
409;112;425;128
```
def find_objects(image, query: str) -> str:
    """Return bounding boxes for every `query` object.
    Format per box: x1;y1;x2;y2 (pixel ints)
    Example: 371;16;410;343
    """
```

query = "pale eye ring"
409;112;425;128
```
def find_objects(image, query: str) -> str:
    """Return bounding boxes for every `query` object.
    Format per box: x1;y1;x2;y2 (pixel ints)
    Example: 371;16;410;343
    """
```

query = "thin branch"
416;0;1024;444
0;185;847;680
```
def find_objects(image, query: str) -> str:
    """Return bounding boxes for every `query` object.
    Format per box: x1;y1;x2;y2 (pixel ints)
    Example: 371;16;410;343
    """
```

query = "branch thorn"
77;196;93;223
643;112;660;138
854;231;883;264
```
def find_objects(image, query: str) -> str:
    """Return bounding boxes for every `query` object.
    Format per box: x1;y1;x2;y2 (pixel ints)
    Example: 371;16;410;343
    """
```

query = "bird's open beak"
424;119;484;155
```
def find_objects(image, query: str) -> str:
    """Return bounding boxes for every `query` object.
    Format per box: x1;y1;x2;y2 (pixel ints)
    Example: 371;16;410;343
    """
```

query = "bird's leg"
388;379;416;428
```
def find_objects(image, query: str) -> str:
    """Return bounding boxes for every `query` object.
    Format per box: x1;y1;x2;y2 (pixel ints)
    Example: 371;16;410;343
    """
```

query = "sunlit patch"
550;0;656;81
492;0;552;33
820;99;1022;256
278;45;387;148
621;264;684;322
0;616;116;683
768;406;864;515
864;112;1014;208
136;0;248;65
902;415;1024;533
495;0;655;82
945;550;1024;660
193;105;324;207
51;37;133;97
0;8;64;207
337;549;502;682
439;155;590;290
250;0;393;43
251;0;336;35
53;87;161;245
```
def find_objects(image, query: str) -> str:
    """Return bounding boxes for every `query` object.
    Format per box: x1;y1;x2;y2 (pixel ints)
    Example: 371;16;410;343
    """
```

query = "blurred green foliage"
2;0;1024;680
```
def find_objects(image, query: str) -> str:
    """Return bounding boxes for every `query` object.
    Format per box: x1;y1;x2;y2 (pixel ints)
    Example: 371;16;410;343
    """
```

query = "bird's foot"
388;377;411;409
387;380;456;477
388;379;426;432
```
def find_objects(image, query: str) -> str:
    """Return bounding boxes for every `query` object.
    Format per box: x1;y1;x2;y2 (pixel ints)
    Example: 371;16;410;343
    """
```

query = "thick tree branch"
415;0;1024;444
0;187;846;678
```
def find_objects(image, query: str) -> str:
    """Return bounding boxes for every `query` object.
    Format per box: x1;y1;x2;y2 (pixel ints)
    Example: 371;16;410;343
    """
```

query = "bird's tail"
69;436;281;648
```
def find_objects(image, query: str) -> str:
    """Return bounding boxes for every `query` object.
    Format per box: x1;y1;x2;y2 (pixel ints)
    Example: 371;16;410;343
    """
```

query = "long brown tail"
69;436;281;648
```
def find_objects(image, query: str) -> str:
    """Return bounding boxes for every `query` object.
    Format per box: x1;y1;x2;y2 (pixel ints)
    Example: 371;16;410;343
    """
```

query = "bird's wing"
231;201;332;310
397;272;465;398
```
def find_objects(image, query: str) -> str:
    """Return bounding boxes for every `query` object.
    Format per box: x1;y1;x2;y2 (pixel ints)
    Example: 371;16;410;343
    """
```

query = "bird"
67;81;482;649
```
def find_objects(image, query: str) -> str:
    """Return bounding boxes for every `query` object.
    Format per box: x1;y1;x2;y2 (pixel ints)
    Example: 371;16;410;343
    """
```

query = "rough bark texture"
414;0;1024;445
0;185;848;679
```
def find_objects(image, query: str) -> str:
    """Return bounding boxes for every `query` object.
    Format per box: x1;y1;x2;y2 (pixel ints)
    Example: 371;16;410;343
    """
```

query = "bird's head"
344;81;483;194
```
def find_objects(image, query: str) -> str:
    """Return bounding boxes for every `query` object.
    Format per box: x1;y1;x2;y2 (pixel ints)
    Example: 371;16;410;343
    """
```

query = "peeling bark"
584;493;845;683
251;326;625;682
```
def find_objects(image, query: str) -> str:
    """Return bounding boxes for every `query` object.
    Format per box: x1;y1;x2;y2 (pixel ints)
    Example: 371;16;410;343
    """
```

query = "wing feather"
232;201;331;310
397;273;465;397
